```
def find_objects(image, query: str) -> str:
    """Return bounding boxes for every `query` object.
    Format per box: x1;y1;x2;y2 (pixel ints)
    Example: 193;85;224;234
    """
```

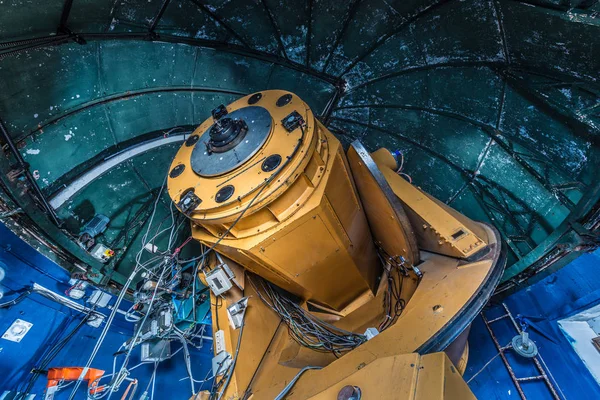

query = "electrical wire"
68;178;171;400
15;311;92;399
399;172;413;184
172;330;196;395
375;247;411;332
395;150;404;173
106;264;170;400
65;124;310;399
198;365;216;392
214;319;246;400
93;179;202;399
0;288;32;308
274;366;323;400
66;266;141;400
466;352;501;384
394;150;413;183
248;275;366;355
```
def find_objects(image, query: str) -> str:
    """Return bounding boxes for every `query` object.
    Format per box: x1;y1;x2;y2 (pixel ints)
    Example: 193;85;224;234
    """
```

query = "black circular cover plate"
248;93;263;104
169;164;185;178
276;94;292;107
215;185;235;203
261;154;282;172
185;135;200;147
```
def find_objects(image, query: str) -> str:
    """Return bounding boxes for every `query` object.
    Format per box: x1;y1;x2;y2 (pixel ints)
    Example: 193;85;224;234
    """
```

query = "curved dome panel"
0;0;597;292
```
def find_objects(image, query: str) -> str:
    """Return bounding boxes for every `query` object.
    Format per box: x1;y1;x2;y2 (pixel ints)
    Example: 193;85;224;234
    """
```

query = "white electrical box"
215;329;226;355
89;290;112;308
212;351;231;377
227;297;248;329
90;243;115;263
364;327;380;340
205;267;233;296
66;278;88;300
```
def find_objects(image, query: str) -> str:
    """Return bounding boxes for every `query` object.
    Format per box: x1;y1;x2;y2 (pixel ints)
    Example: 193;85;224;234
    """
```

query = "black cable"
248;276;366;355
214;320;245;400
0;288;32;309
213;296;222;331
378;255;408;332
16;311;92;399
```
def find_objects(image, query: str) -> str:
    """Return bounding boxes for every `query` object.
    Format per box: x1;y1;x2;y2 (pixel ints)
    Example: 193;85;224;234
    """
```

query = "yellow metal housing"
167;90;380;311
171;92;506;400
369;147;488;259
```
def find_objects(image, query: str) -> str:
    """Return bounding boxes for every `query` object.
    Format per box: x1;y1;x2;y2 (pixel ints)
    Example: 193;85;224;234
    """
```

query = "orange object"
45;367;105;399
120;379;138;400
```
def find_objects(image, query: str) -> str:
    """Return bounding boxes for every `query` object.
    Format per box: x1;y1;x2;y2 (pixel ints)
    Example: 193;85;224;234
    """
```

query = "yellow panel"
370;147;488;259
306;354;421;400
324;151;359;236
186;107;380;311
208;274;281;399
250;352;476;400
415;353;476;400
266;173;315;222
262;214;339;277
347;142;420;265
245;222;501;399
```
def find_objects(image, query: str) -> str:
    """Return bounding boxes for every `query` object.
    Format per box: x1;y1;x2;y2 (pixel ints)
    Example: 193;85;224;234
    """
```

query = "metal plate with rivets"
2;319;33;342
190;106;272;177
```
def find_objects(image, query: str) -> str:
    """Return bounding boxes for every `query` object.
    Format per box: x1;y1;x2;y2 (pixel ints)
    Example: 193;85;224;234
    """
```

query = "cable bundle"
377;252;409;332
249;276;366;356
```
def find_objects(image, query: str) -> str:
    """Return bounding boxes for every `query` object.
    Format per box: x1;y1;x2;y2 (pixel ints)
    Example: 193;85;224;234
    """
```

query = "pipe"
32;283;106;321
0;118;61;226
49;134;187;209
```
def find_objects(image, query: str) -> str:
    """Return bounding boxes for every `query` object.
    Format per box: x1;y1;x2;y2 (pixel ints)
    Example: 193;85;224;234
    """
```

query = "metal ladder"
481;303;563;400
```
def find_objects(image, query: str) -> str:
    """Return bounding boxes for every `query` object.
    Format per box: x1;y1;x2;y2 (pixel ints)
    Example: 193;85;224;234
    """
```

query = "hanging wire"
248;275;366;356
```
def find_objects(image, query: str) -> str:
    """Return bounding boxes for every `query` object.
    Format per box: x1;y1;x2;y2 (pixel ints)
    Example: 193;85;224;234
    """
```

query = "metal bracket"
281;111;304;132
2;319;33;342
177;190;202;215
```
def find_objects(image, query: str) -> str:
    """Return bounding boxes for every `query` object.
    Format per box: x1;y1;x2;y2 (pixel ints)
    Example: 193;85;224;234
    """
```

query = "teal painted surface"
0;0;597;285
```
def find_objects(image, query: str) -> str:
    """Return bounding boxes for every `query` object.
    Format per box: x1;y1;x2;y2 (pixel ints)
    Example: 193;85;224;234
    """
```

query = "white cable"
151;363;157;400
71;180;169;400
106;264;169;400
173;330;196;395
466;352;501;384
538;353;567;400
68;267;140;400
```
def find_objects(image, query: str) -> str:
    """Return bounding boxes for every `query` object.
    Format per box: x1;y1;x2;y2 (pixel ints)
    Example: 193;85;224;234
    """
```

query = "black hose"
17;311;92;399
0;288;32;309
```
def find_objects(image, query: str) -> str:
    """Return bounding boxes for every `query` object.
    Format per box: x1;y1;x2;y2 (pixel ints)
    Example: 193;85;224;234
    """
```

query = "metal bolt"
337;385;361;400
